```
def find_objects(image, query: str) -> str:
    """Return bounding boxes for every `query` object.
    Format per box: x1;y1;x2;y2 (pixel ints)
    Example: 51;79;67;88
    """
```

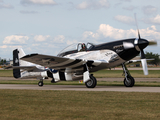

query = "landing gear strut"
122;63;135;87
38;79;44;87
85;74;97;88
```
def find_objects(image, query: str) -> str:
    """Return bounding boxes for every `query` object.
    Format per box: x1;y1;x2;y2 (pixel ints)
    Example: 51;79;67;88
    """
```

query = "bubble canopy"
57;42;95;57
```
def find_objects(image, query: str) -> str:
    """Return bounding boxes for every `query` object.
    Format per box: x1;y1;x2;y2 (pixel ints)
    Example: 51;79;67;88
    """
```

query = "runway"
0;84;160;93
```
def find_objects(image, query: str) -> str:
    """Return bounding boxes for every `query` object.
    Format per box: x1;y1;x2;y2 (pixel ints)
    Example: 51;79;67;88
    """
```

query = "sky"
0;0;160;60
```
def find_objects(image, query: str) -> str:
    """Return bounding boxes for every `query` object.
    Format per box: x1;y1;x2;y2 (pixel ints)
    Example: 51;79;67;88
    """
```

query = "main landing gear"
122;63;135;87
85;74;97;88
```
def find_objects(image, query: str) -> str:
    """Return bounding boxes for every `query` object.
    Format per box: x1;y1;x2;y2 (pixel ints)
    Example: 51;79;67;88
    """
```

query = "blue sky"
0;0;160;59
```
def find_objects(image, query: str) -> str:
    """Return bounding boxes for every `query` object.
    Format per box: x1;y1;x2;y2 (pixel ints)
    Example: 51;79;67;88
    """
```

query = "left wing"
21;54;107;72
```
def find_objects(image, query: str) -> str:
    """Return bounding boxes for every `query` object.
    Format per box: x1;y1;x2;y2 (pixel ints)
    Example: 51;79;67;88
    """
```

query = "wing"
126;59;154;65
21;54;109;73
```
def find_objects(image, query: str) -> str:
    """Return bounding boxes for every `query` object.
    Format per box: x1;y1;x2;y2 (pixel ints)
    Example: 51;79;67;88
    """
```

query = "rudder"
13;49;21;78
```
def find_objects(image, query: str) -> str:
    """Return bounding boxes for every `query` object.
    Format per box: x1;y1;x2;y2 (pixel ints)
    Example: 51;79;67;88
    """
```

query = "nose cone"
138;39;149;50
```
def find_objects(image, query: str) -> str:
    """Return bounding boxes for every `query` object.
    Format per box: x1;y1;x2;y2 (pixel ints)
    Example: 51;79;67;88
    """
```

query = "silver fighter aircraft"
13;32;157;88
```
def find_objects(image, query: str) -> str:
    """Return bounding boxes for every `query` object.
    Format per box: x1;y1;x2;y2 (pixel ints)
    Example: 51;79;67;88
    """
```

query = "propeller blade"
134;13;141;39
148;40;157;45
141;59;148;75
140;50;148;75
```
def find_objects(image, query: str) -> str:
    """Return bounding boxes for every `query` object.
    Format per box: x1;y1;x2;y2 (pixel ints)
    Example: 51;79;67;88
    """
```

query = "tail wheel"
38;81;43;87
85;75;97;88
124;76;135;87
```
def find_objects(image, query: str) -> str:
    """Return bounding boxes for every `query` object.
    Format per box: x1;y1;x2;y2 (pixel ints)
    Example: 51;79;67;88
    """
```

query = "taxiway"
0;84;160;93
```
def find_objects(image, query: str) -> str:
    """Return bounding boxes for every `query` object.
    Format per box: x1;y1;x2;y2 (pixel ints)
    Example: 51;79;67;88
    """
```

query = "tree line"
145;52;160;66
0;59;7;65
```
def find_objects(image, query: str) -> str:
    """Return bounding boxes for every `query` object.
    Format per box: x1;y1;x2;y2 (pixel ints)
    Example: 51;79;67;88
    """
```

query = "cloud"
142;5;157;15
76;0;110;10
34;35;50;42
21;0;57;6
3;35;29;44
114;15;135;25
53;35;65;43
0;45;23;50
82;24;160;41
20;10;38;14
0;4;14;9
143;14;160;25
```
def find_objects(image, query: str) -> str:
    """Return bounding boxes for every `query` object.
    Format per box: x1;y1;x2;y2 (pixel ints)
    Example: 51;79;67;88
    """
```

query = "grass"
0;90;160;120
0;70;13;77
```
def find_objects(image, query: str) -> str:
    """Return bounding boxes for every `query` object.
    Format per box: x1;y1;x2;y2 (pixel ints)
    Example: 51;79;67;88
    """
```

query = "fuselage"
59;38;148;72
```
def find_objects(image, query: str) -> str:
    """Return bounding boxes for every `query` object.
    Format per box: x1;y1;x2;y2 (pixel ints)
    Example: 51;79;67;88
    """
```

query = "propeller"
134;14;148;75
123;14;157;75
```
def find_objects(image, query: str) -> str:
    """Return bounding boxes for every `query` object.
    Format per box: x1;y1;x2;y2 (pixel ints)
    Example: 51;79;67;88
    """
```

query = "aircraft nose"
138;39;149;50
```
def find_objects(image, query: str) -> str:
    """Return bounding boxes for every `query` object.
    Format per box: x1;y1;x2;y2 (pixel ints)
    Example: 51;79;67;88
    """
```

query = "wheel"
38;81;43;87
124;76;135;87
85;75;97;88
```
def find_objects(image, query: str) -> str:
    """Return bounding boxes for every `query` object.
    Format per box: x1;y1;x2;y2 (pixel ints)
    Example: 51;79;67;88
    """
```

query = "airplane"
12;15;157;88
12;32;157;88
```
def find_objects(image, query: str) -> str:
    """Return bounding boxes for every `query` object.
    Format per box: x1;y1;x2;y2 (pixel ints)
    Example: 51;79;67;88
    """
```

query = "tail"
13;48;29;78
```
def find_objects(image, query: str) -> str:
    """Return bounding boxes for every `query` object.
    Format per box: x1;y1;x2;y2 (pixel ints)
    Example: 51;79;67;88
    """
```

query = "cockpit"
57;42;95;57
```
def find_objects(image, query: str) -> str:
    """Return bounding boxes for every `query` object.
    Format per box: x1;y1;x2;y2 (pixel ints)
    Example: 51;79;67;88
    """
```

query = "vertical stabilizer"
13;48;28;78
13;49;21;78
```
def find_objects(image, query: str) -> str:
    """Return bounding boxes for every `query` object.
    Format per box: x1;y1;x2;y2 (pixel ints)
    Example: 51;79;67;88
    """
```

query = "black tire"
85;75;97;88
124;76;135;87
38;81;43;87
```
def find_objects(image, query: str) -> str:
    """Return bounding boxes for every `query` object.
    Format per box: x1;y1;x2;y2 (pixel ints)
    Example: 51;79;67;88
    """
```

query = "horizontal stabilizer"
13;66;37;72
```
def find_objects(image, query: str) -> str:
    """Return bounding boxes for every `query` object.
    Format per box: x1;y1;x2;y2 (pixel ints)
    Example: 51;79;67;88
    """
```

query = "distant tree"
145;52;160;66
0;59;4;65
3;59;6;64
0;59;7;65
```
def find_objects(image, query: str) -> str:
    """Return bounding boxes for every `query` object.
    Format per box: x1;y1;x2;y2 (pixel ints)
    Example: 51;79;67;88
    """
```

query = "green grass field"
0;90;160;120
1;70;160;120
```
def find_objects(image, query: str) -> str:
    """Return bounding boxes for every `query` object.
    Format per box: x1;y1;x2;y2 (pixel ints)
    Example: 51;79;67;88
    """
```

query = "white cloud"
76;0;110;10
0;4;14;9
82;24;160;41
3;35;29;44
21;0;57;5
142;5;157;15
114;15;135;25
34;35;50;42
144;14;160;25
0;45;7;48
0;45;22;49
76;1;89;10
53;35;65;43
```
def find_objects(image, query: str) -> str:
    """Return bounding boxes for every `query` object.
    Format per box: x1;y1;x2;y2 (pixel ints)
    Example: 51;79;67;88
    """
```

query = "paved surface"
1;77;160;93
0;84;160;93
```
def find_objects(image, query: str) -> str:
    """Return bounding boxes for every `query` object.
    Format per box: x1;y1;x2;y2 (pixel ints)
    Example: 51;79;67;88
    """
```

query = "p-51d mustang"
13;32;156;88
